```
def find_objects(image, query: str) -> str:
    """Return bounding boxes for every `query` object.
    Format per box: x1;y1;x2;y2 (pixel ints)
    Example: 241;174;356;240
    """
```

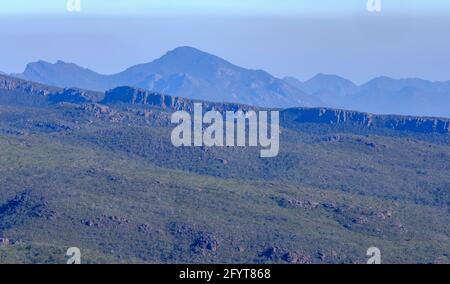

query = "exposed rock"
82;215;131;228
102;86;256;114
377;210;393;220
218;158;228;165
353;216;369;225
259;246;312;264
76;103;123;122
2;74;448;134
137;223;152;234
0;74;59;97
259;246;281;261
82;220;96;227
392;221;408;233
191;233;220;252
0;74;102;102
321;202;339;210
282;251;312;264
0;237;20;246
48;88;97;104
0;238;10;246
282;107;450;134
320;135;342;142
168;222;220;254
33;121;71;132
315;249;356;264
237;246;245;252
274;197;320;210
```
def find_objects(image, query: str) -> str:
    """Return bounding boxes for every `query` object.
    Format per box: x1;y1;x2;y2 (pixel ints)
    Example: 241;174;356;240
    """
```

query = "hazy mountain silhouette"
348;77;450;117
12;46;450;117
284;75;450;118
284;74;358;108
13;47;317;108
14;60;114;91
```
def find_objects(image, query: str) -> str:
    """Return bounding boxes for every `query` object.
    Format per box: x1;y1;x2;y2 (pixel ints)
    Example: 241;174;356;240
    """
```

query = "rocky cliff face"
101;86;256;113
0;74;60;97
281;108;450;134
1;76;449;134
0;74;103;103
101;86;450;134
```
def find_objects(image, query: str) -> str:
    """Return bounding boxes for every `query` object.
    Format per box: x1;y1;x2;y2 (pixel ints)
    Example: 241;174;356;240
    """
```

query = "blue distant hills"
11;46;450;118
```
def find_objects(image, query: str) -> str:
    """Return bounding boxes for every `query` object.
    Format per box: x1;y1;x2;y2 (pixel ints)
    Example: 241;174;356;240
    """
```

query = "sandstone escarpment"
0;74;102;102
1;76;449;134
281;107;450;134
101;86;256;113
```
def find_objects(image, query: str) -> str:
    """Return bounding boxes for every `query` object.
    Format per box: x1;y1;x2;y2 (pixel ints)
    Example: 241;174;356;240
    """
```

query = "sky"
1;0;450;84
2;0;450;15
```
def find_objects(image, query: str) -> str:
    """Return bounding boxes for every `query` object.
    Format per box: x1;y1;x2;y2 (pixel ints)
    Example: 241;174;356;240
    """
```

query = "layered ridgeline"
10;46;450;118
12;47;316;108
284;75;450;118
0;74;102;106
1;74;449;134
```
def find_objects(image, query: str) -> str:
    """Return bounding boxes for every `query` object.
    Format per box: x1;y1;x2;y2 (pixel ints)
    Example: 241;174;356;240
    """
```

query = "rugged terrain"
0;74;449;264
10;47;450;117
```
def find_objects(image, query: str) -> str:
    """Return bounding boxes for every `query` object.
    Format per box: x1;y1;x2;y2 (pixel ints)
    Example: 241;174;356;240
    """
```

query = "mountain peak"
26;60;50;68
158;46;227;66
300;73;357;96
55;60;70;65
18;60;107;91
308;73;355;85
25;60;81;72
167;46;204;55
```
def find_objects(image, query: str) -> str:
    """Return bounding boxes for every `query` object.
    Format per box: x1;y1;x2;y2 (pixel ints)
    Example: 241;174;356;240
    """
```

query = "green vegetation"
0;102;449;264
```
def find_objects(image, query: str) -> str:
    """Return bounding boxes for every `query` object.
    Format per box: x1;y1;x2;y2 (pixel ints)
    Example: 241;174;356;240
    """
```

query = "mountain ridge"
284;75;450;118
9;46;450;118
2;74;447;134
12;46;317;108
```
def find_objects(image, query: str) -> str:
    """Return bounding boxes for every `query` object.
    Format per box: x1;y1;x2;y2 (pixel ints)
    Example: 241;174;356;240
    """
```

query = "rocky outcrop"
259;246;312;264
101;86;256;113
2;75;449;134
0;237;21;246
81;215;131;228
48;88;103;103
0;74;60;97
102;87;450;134
167;222;220;254
0;74;102;103
281;107;450;134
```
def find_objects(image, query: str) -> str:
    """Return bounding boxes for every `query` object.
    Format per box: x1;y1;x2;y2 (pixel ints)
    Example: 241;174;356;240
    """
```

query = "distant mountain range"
10;46;450;118
284;75;450;118
12;47;316;108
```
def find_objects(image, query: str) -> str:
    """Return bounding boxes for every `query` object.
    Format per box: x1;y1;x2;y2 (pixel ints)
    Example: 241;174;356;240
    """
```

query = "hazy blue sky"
2;0;450;15
1;0;450;83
